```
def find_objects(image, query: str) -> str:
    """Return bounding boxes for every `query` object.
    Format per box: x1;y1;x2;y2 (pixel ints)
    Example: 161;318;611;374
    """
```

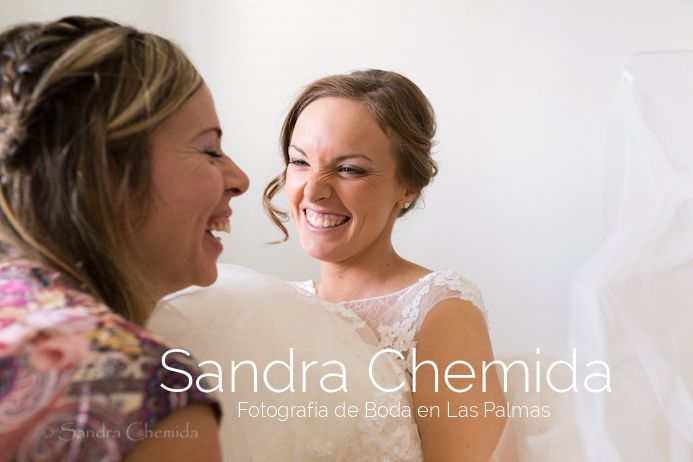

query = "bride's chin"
303;246;342;263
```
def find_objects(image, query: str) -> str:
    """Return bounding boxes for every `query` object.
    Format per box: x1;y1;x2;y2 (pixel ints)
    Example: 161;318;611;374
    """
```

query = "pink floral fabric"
0;260;220;461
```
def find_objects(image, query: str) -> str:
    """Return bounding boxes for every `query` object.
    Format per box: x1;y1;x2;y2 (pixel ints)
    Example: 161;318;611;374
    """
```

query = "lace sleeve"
413;270;487;333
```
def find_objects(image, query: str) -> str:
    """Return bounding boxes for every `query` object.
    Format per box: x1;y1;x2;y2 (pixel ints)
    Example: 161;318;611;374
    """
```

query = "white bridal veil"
570;51;693;461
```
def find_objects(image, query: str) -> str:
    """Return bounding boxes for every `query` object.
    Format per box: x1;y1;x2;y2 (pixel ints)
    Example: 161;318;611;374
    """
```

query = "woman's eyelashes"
204;149;223;158
288;158;309;167
288;158;366;176
337;165;366;176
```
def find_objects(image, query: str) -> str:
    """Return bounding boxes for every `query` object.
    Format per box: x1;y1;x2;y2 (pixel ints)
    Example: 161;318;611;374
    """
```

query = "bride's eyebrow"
334;154;373;163
289;145;372;163
289;144;306;156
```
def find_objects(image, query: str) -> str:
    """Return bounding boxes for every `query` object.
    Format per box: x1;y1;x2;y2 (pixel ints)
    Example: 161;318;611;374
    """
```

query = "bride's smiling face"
285;97;412;263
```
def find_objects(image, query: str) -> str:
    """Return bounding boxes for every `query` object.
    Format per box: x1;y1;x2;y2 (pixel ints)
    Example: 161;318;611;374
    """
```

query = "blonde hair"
263;69;438;241
0;16;202;322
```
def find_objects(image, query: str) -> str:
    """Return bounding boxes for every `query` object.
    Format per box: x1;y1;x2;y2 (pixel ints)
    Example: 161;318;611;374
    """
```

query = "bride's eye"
338;165;366;176
289;159;309;167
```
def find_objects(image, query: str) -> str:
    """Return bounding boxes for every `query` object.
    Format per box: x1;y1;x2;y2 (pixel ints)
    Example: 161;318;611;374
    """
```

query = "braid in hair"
0;22;42;173
0;18;120;278
0;18;118;174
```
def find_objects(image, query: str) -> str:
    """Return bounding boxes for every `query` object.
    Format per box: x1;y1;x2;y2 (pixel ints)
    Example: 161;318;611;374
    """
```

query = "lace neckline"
302;270;441;304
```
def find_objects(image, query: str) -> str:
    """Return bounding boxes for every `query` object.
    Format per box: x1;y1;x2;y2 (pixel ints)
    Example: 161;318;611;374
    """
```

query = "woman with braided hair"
0;16;248;461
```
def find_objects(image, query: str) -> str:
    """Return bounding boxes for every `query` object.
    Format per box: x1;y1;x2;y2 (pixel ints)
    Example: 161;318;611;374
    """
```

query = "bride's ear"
400;189;418;210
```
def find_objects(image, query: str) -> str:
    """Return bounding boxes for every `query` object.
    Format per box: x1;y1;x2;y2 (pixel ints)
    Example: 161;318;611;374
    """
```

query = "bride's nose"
304;172;332;202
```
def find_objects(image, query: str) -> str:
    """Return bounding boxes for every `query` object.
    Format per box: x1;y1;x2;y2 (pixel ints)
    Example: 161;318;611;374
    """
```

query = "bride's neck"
317;247;424;303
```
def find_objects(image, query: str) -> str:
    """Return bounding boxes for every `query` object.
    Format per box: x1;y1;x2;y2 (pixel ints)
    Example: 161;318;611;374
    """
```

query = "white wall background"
2;0;692;356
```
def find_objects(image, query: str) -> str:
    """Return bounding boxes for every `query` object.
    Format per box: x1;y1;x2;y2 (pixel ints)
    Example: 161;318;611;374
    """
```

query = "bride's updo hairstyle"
263;69;438;241
0;16;202;322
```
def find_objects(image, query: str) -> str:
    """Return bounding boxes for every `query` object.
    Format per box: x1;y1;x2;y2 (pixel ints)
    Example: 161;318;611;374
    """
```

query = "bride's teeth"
306;210;349;229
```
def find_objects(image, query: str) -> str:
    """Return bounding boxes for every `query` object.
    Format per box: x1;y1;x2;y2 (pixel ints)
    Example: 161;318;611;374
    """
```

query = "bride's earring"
403;201;411;210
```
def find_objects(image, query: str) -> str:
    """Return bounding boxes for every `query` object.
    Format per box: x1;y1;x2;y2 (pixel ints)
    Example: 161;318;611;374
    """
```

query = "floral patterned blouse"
0;260;221;461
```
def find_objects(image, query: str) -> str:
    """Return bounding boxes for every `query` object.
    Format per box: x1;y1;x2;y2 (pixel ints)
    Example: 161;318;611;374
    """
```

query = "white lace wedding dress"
147;267;491;461
293;270;486;385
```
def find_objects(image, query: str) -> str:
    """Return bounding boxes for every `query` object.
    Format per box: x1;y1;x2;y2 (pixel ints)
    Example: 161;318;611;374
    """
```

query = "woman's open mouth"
304;208;350;229
205;217;231;240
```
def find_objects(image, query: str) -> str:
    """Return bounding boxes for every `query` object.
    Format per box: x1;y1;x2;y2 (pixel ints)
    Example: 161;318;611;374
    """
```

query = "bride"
262;69;507;460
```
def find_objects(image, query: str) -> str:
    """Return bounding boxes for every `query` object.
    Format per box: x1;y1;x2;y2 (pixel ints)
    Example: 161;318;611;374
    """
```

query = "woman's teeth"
305;209;349;229
206;221;230;235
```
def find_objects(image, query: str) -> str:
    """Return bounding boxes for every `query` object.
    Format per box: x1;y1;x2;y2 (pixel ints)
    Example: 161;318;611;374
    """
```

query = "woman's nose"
223;157;250;197
304;171;332;202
